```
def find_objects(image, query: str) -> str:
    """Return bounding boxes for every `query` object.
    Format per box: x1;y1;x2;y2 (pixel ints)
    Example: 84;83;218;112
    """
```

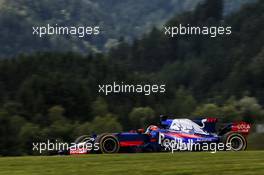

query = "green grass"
0;151;264;175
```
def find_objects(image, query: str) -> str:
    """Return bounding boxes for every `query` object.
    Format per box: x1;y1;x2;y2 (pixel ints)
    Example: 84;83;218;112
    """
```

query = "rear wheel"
222;132;247;151
96;134;120;154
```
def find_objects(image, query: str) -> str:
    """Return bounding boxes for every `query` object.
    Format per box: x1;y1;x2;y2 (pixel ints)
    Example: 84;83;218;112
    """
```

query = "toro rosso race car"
63;116;251;154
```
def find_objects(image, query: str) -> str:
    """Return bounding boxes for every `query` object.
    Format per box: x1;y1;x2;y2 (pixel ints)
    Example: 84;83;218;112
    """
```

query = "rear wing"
231;121;251;135
219;121;251;136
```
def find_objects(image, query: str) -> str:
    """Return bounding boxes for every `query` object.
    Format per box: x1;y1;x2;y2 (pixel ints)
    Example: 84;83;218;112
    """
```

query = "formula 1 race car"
63;116;251;154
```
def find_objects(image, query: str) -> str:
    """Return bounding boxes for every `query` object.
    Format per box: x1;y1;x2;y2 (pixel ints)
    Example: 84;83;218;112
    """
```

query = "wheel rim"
102;138;117;153
229;136;244;151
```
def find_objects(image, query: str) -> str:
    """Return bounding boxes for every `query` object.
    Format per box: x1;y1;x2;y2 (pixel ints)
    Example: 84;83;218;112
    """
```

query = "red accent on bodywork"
231;122;251;135
150;138;157;142
166;132;202;138
206;118;218;123
119;141;145;147
70;148;89;155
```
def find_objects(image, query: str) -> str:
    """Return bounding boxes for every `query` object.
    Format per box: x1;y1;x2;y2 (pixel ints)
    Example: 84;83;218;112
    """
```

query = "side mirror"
137;129;145;134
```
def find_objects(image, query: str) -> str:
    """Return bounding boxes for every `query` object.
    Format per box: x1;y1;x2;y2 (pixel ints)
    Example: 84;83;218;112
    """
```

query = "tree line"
0;0;264;155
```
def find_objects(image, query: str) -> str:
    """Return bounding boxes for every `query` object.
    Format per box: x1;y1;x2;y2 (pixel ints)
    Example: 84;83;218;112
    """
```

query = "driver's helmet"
149;125;159;131
146;125;159;133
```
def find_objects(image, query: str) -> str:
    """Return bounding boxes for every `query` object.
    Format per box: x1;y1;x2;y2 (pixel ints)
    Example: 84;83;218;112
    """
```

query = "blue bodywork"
113;117;221;152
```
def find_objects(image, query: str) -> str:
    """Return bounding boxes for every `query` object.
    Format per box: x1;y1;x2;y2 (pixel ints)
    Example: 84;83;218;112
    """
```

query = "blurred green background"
0;0;264;156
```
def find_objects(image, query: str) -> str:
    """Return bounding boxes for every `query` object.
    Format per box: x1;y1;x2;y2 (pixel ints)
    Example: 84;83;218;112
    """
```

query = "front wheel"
222;132;247;151
96;134;120;154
